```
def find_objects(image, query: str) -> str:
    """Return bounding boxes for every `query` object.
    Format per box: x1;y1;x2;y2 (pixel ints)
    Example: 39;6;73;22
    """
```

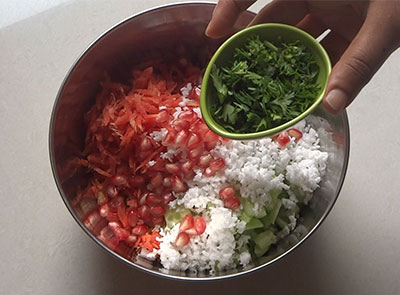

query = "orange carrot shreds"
136;229;162;252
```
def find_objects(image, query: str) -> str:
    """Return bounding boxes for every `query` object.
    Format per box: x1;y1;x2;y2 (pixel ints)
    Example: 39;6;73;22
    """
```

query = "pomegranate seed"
175;129;189;145
162;193;176;205
198;154;212;168
108;196;124;212
175;232;190;247
219;186;236;200
187;133;202;149
109;222;129;241
146;193;163;206
185;227;198;235
139;137;152;151
194;121;210;136
181;161;194;174
127;209;139;227
132;224;149;236
205;140;218;151
150;206;166;217
106;185;118;198
108;221;121;230
209;158;225;172
127;198;138;209
203;130;219;143
139;193;148;206
172;175;187;193
152;216;165;226
129;175;145;188
179;213;194;232
125;235;138;246
97;191;108;205
178;110;197;122
162;130;177;146
224;197;241;210
287;128;303;142
138;205;151;220
110;175;127;186
156;110;169;123
275;131;290;147
117;203;129;228
172;119;190;131
150;173;163;188
106;211;120;222
98;226;119;250
84;211;107;235
152;186;164;196
165;163;180;174
194;216;206;235
203;167;215;177
188;145;203;160
189;86;201;101
99;203;110;217
163;177;172;187
115;242;133;258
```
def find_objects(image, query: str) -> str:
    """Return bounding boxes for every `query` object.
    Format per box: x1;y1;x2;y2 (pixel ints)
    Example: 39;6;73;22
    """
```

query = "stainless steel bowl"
49;2;350;280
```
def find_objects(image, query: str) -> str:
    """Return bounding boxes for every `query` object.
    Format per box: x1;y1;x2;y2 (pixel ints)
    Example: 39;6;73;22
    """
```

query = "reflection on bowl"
49;3;349;280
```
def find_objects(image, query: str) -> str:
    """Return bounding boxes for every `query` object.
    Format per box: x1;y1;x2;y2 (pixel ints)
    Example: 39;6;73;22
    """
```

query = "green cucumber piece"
255;206;267;218
240;211;252;223
242;198;255;217
276;216;289;229
261;199;282;227
245;217;264;230
253;230;277;257
254;245;268;257
265;189;281;212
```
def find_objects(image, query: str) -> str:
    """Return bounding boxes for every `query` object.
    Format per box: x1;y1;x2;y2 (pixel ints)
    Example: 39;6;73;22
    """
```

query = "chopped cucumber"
242;198;255;217
255;206;267;218
265;189;280;212
239;211;252;223
245;217;264;230
261;199;282;227
254;244;268;257
276;216;289;229
253;230;276;257
242;197;267;218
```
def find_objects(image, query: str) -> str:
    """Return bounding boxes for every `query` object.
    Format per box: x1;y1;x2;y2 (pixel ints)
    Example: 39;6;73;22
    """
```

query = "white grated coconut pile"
147;84;329;272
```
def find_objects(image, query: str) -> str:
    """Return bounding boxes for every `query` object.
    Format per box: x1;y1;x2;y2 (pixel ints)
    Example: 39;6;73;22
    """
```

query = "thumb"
323;7;399;114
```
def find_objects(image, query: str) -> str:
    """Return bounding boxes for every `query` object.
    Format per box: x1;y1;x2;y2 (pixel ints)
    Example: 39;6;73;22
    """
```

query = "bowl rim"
200;23;332;140
49;1;349;281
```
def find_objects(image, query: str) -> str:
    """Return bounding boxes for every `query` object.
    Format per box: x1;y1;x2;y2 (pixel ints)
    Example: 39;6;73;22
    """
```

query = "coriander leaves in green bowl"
200;23;331;140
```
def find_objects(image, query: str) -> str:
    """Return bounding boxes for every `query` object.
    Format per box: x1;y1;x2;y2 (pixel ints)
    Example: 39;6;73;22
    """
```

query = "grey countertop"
1;1;400;294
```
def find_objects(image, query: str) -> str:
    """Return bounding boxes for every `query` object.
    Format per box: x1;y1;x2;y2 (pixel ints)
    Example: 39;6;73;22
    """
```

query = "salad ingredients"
75;59;328;274
210;35;320;133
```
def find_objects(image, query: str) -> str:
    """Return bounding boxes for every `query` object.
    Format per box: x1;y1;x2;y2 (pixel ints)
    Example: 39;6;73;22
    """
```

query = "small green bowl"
201;23;331;140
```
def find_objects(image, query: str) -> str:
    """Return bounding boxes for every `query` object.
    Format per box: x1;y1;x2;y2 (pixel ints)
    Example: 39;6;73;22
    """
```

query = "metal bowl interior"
49;2;350;280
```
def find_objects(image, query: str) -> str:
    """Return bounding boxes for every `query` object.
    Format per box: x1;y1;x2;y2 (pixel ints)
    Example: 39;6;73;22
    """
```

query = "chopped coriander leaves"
210;35;320;133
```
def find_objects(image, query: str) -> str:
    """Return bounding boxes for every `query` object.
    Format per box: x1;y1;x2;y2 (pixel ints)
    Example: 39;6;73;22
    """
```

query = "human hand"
206;0;400;114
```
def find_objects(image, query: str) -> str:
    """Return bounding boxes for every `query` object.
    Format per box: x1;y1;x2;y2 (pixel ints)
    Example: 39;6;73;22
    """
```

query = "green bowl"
200;23;331;140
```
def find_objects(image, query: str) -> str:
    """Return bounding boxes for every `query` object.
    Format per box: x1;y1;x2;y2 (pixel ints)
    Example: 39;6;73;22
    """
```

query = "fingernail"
205;25;211;37
325;89;347;113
